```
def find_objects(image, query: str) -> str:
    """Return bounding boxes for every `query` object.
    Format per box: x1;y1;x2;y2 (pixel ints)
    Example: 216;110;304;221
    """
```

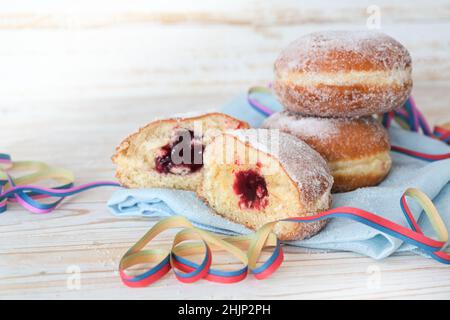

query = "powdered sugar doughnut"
262;112;392;192
199;129;333;240
274;31;412;117
113;113;249;191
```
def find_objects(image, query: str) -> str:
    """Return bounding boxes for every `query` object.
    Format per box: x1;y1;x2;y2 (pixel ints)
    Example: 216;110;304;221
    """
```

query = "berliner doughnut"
274;31;412;117
113;113;249;191
262;111;392;192
198;129;333;240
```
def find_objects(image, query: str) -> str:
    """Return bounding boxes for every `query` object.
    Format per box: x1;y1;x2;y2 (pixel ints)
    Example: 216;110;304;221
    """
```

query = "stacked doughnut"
263;31;413;192
113;114;334;240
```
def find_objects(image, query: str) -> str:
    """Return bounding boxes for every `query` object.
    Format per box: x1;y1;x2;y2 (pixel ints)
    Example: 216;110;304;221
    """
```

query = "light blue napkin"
108;93;450;260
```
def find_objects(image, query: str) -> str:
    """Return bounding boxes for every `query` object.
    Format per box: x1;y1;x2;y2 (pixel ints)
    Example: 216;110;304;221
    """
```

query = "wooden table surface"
1;0;450;299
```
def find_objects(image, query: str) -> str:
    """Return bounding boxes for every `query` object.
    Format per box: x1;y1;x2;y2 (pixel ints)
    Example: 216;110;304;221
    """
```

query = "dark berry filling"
154;145;173;174
233;169;269;210
155;129;204;175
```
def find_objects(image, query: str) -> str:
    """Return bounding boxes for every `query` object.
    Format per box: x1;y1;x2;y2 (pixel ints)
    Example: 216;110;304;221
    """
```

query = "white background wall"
0;1;449;100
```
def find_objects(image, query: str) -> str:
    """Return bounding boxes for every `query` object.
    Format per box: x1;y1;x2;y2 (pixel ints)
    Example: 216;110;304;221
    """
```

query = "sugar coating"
275;30;412;73
262;111;340;141
261;112;390;161
227;129;333;206
273;31;413;117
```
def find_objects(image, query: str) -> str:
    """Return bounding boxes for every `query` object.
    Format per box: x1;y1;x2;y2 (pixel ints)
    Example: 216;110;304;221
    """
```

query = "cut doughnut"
112;113;249;191
198;129;333;240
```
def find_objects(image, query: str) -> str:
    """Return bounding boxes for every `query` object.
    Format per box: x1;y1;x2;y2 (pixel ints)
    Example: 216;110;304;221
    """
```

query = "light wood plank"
0;0;449;300
1;91;450;299
0;0;449;101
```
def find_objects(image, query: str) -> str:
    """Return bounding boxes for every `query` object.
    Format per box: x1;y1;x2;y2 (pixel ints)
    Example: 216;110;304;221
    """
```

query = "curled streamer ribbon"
119;188;449;287
383;96;450;144
0;153;120;214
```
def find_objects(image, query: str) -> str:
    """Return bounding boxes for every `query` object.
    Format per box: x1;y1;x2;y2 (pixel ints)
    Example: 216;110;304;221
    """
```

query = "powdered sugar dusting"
273;31;413;117
228;129;333;207
276;30;412;73
262;112;390;161
262;111;340;141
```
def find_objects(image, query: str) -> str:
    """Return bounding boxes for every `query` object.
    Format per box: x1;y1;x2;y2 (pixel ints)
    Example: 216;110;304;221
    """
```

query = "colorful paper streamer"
119;188;449;287
0;153;120;214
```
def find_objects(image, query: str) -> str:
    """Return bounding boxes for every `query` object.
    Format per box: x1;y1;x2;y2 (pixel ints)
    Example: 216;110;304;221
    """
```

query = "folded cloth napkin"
108;93;450;260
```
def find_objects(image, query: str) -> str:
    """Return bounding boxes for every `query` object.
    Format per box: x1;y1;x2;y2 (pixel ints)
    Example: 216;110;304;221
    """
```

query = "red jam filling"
155;130;204;175
233;169;268;210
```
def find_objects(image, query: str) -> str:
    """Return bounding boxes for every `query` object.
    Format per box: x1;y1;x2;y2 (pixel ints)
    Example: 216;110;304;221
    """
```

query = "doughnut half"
274;31;412;117
198;129;333;240
112;113;249;191
262;112;392;192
